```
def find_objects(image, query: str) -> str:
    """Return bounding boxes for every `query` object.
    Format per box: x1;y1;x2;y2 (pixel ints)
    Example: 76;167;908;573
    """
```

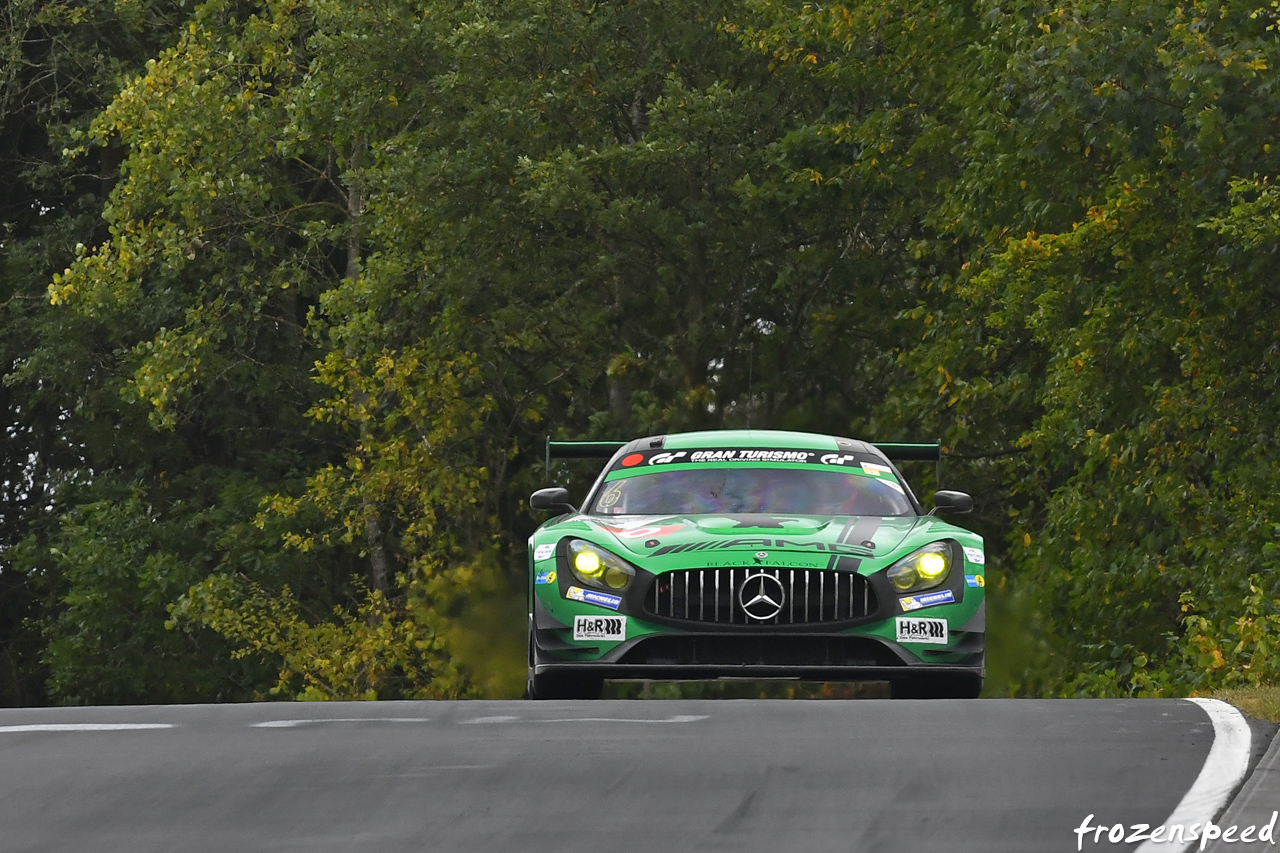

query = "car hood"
568;513;929;563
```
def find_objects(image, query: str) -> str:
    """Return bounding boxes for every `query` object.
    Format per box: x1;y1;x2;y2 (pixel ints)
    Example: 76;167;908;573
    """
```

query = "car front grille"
645;568;875;625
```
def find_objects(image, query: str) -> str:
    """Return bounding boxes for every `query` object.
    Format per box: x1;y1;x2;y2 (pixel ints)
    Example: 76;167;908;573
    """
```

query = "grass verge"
1213;686;1280;723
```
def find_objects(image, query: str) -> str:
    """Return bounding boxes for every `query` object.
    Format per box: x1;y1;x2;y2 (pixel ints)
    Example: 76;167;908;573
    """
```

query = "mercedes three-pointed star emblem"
739;572;786;621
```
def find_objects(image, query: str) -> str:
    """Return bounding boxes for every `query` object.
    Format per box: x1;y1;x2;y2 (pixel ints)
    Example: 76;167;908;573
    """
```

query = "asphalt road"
0;699;1228;853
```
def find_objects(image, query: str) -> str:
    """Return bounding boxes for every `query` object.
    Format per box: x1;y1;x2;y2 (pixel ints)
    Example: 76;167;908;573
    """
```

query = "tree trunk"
345;137;389;596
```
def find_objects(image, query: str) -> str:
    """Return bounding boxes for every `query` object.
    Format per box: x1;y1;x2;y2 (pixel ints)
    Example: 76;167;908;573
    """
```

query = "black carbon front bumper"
532;629;984;683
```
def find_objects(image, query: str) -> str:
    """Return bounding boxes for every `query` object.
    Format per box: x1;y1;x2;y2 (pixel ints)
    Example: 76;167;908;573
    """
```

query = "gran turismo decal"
610;448;901;471
899;589;956;611
820;453;858;465
533;543;556;561
896;616;948;645
573;614;626;641
648;451;688;465
566;586;622;611
965;574;985;587
535;571;557;585
963;546;985;565
690;449;816;463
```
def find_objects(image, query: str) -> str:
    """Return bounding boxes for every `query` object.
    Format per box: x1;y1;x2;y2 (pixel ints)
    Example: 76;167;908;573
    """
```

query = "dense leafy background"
3;0;1280;703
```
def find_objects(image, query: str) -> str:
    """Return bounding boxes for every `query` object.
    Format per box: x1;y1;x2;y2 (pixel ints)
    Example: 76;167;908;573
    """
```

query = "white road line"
457;715;708;725
459;716;521;724
538;715;709;724
252;717;431;728
1135;698;1252;853
0;723;175;733
380;765;499;776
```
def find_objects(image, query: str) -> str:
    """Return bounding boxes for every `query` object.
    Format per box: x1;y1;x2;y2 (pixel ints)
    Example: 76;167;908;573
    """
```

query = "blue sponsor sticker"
566;586;622;611
535;571;557;585
533;543;556;561
965;574;985;588
899;588;956;612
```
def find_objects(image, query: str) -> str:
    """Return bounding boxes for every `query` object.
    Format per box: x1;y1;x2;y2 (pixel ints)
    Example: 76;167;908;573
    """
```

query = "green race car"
526;430;985;699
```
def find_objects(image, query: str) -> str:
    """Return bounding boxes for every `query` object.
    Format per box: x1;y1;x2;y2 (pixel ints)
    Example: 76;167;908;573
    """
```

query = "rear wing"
545;440;627;468
871;442;941;462
544;438;942;466
873;441;942;486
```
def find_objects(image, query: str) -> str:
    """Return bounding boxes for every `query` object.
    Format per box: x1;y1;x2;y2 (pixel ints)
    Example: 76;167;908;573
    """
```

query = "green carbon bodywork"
528;430;984;672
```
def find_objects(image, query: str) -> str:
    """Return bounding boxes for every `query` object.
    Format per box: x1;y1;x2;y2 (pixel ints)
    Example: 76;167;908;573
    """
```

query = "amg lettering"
770;538;827;550
720;538;775;549
827;542;873;556
652;539;872;557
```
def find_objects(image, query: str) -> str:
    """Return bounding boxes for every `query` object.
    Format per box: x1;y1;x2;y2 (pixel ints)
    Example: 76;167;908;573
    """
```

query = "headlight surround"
886;542;955;593
567;539;636;591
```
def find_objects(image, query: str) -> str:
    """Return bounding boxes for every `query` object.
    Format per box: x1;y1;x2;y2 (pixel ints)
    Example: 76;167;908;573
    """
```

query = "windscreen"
589;467;913;517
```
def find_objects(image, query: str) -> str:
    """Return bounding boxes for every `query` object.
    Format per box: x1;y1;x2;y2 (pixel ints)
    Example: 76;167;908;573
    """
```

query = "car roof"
583;430;921;514
621;429;885;458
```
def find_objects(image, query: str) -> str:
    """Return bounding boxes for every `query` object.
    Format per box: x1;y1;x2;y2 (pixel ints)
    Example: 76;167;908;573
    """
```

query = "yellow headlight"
574;550;603;578
917;551;948;579
566;539;636;591
889;568;918;591
886;543;953;593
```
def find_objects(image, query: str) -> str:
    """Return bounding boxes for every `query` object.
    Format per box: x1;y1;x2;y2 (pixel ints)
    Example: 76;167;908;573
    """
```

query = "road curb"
1204;721;1280;851
1135;699;1254;853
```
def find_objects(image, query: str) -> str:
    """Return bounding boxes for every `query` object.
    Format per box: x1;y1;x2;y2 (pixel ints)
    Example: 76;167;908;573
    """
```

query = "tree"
19;0;373;702
863;0;1280;694
0;0;196;704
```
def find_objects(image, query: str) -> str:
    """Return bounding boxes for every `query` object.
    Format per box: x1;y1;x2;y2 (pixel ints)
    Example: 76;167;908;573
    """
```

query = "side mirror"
530;487;576;514
932;490;973;515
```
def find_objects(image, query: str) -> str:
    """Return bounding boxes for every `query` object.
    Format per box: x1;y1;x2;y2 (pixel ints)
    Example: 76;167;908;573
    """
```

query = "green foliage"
8;0;1280;703
1069;576;1280;697
0;0;209;704
172;573;468;700
3;0;369;703
853;0;1280;694
36;480;278;703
